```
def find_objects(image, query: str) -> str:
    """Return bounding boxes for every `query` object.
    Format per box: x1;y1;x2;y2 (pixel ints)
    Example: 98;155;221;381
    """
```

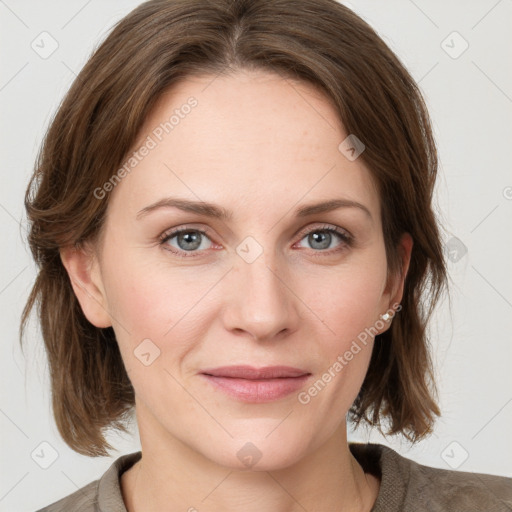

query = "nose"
221;247;300;342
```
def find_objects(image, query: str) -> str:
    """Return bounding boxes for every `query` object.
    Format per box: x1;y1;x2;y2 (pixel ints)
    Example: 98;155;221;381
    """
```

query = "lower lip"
201;374;311;403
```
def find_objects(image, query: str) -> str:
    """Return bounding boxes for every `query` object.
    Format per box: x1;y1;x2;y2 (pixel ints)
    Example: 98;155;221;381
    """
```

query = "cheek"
101;252;223;357
292;250;387;408
295;265;386;423
105;269;170;334
102;262;205;396
299;255;388;346
102;243;185;325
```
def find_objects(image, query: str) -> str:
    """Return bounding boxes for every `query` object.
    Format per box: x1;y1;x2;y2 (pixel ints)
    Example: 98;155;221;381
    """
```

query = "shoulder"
404;456;512;511
350;442;512;512
34;451;142;512
34;479;100;512
382;444;512;511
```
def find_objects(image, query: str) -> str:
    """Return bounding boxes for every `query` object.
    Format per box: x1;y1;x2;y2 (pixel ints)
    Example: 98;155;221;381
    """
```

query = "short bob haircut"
21;0;447;457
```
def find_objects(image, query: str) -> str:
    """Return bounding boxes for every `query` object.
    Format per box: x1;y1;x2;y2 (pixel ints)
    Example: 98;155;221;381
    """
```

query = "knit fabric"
36;443;512;511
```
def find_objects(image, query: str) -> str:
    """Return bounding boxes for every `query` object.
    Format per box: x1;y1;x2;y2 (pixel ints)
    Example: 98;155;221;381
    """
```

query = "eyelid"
159;223;213;240
159;222;351;241
295;223;352;242
159;224;216;247
159;222;353;257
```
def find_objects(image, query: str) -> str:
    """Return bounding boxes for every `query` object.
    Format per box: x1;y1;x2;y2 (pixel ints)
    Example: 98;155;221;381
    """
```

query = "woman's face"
85;69;409;470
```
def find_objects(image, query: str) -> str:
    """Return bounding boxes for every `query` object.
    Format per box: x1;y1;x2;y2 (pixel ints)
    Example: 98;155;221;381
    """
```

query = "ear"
60;243;112;328
376;233;413;334
386;232;413;306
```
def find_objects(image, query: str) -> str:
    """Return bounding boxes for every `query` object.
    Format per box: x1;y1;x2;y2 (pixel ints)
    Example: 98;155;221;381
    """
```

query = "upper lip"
201;365;310;379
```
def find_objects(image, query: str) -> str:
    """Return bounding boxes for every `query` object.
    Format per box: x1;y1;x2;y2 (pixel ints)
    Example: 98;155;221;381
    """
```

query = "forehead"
108;69;380;222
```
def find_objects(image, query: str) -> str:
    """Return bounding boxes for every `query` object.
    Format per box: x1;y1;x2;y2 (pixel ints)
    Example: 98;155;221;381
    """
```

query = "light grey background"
1;1;511;510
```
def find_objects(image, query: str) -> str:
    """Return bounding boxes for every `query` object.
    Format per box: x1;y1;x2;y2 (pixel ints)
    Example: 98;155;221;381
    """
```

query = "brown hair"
20;0;447;456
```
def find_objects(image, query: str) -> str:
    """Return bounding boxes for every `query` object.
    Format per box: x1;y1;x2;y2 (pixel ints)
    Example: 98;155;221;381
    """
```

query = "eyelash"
158;224;353;258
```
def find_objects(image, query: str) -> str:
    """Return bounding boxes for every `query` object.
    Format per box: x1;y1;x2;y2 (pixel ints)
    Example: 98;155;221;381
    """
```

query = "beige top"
36;442;512;511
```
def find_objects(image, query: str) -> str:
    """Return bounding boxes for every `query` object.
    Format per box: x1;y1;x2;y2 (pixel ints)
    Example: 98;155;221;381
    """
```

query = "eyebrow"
136;197;372;221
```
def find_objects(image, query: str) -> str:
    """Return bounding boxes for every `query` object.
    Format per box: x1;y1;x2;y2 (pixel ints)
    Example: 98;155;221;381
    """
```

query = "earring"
380;312;391;322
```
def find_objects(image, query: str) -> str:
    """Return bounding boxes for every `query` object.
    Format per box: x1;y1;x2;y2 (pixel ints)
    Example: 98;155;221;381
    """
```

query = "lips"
200;365;311;403
201;365;309;379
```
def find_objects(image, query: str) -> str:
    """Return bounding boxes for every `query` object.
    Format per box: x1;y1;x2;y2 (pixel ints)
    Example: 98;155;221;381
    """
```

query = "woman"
21;0;512;511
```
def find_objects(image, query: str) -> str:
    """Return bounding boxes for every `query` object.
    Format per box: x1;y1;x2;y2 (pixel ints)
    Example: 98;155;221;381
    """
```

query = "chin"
200;431;312;472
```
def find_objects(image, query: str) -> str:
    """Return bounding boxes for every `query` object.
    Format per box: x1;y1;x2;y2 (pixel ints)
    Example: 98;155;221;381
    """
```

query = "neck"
121;407;379;512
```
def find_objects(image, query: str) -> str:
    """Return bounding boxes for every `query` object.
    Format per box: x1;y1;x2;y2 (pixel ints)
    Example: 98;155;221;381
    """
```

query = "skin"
61;69;412;511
